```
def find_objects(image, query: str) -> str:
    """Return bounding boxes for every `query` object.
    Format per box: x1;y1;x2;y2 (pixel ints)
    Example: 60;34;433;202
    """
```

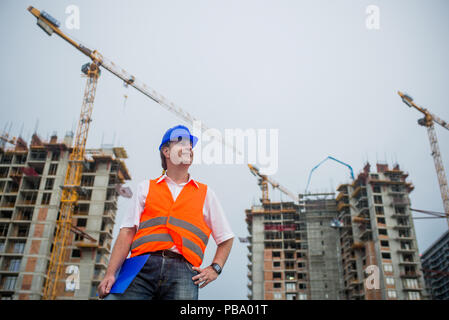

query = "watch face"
212;264;221;274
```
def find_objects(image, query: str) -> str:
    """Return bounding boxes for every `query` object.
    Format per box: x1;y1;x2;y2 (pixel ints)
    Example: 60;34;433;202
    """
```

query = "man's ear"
162;146;170;159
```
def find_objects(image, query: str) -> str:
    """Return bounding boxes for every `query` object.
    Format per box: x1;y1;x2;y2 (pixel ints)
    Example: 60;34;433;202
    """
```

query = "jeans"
104;253;199;300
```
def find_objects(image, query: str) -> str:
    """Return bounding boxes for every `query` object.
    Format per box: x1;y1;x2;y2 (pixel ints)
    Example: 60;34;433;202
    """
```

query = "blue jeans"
105;254;199;300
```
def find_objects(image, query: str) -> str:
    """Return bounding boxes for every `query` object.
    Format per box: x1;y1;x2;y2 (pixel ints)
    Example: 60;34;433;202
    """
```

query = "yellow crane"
248;164;299;203
398;91;449;229
28;7;102;299
43;63;100;300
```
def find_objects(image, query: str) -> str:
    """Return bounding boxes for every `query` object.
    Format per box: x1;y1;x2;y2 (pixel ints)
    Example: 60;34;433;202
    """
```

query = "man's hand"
191;238;233;289
192;266;218;288
97;227;135;299
97;274;116;299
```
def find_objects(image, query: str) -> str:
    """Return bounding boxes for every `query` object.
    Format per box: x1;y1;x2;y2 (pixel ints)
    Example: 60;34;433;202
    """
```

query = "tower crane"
248;164;299;203
42;62;100;300
27;6;245;299
398;91;449;228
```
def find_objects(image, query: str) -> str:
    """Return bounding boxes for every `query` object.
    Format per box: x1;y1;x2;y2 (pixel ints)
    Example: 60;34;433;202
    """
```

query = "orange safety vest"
129;176;211;267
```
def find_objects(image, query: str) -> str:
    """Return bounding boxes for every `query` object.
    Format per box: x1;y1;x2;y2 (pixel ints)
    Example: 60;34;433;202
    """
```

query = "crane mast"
425;123;449;217
398;91;449;229
42;63;100;299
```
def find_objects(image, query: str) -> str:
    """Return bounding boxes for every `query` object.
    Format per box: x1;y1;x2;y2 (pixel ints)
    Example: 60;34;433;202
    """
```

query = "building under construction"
336;162;427;300
0;132;131;300
246;162;428;300
245;195;343;300
421;230;449;300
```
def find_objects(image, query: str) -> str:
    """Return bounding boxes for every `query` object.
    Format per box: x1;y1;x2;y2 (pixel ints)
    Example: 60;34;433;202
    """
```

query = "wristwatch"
210;263;222;275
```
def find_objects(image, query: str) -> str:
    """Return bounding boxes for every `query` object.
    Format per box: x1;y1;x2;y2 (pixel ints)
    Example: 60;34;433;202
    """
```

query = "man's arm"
211;237;233;268
97;227;136;298
192;237;234;288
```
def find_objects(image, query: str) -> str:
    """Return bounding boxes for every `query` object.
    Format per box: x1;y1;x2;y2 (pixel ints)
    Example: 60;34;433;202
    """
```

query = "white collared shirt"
120;173;235;253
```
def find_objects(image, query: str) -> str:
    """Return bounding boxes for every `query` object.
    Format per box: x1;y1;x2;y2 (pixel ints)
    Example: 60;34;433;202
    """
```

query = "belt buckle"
161;250;168;258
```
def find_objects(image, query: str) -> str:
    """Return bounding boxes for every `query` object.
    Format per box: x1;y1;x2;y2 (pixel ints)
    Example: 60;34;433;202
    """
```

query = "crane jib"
79;45;93;58
40;11;61;28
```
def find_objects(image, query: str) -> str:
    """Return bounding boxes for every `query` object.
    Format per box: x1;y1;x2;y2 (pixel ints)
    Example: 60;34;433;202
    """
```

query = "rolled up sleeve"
120;181;148;230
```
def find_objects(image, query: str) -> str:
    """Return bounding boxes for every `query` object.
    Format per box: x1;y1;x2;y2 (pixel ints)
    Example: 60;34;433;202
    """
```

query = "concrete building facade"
336;162;427;300
421;230;449;300
246;161;427;300
0;133;130;300
302;196;344;300
245;196;343;300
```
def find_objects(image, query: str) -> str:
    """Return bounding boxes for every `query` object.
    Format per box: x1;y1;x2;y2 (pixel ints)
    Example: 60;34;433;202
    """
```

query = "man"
98;125;234;300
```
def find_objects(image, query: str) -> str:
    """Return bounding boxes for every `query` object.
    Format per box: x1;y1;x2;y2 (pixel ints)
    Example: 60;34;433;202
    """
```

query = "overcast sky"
2;0;449;300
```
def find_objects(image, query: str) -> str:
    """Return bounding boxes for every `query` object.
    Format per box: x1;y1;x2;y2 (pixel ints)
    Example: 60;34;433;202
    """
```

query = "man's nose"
182;145;192;152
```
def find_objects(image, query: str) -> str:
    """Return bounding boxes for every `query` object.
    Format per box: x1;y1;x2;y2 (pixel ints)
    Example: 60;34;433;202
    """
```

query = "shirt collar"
157;172;199;188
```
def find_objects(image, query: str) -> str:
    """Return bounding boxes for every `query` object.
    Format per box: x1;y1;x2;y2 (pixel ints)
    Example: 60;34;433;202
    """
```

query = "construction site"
1;3;449;301
246;161;434;300
0;132;130;299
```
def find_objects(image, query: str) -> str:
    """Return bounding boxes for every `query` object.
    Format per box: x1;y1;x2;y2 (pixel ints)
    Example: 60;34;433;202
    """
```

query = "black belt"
149;250;184;259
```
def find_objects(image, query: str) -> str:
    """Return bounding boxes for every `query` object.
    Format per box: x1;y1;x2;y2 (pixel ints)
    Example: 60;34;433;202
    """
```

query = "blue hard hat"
159;125;198;150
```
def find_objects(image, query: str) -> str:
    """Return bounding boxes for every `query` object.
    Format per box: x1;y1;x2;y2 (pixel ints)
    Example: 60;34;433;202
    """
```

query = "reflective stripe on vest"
168;217;209;247
136;216;209;247
138;216;168;230
131;233;173;251
132;216;209;257
182;237;204;261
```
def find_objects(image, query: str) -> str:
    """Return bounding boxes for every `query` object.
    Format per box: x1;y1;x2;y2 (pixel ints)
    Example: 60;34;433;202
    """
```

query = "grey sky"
1;0;449;300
